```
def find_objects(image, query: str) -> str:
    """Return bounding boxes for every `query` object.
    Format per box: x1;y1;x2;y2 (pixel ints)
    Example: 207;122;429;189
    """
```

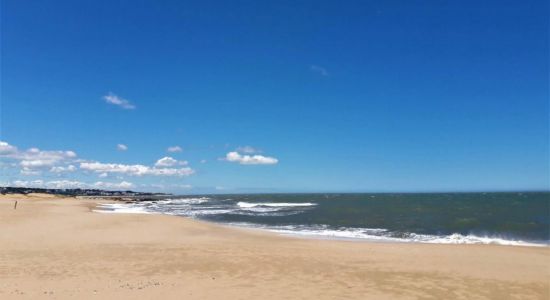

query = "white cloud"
148;167;194;176
2;141;196;190
0;141;78;171
94;181;134;190
11;179;87;189
236;146;261;154
0;141;17;155
103;92;136;110
80;161;194;177
20;168;41;176
154;156;188;167
81;162;148;175
310;65;329;76
117;144;128;151
10;179;134;190
200;159;207;164
20;160;52;168
46;180;88;189
50;165;77;173
145;183;192;190
19;150;77;168
224;151;278;165
12;180;45;187
167;146;182;153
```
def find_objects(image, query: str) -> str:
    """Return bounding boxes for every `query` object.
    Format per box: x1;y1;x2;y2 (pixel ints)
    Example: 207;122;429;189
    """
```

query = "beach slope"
1;195;548;299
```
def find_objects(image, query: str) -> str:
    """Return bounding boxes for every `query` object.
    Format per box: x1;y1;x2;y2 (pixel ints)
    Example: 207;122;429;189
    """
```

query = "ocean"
96;192;550;246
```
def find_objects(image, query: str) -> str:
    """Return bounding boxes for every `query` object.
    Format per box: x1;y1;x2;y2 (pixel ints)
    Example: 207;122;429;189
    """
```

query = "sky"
0;0;548;194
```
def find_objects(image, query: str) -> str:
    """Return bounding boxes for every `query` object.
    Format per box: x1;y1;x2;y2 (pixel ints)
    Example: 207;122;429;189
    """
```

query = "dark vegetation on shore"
0;186;168;197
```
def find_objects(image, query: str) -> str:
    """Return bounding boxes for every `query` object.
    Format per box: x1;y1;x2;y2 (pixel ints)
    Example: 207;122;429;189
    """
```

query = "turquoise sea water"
97;192;550;246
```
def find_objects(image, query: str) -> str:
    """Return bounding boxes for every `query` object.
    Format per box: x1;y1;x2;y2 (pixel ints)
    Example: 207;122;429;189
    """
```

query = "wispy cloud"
116;144;128;151
10;179;134;190
144;183;192;191
224;151;278;165
310;65;329;76
103;92;136;110
50;165;77;173
11;179;88;189
20;168;41;176
236;146;261;154
80;161;194;177
94;181;134;189
167;146;183;153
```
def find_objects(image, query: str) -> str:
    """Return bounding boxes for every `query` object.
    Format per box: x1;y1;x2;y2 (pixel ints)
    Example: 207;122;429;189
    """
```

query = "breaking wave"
237;202;316;208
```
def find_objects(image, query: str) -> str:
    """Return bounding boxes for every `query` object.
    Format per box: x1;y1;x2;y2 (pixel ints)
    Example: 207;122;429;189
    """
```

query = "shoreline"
1;194;549;299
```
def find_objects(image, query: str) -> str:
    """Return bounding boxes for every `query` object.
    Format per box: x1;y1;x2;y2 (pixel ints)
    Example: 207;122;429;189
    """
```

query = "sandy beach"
0;194;548;299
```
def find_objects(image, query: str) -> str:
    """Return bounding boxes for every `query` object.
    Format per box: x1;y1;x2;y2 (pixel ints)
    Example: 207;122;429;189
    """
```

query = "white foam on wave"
227;223;548;247
243;206;279;212
179;208;237;217
237;201;316;208
158;197;210;205
263;225;400;241
414;233;546;247
93;203;152;214
235;201;316;216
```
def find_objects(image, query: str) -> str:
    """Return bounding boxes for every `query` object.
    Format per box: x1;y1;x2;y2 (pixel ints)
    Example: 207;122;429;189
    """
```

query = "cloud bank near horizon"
1;141;280;191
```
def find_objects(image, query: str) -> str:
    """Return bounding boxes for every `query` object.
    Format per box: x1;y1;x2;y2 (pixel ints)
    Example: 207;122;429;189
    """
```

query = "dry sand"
0;194;548;299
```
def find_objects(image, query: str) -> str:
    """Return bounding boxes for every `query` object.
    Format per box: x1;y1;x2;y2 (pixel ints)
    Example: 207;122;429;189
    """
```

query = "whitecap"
159;197;210;205
237;201;316;208
93;203;152;214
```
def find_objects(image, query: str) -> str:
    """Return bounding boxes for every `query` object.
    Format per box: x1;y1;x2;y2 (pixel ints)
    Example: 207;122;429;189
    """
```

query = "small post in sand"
14;200;18;210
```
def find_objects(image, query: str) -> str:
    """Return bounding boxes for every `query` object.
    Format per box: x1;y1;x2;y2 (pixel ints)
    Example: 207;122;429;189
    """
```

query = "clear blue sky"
1;0;548;193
